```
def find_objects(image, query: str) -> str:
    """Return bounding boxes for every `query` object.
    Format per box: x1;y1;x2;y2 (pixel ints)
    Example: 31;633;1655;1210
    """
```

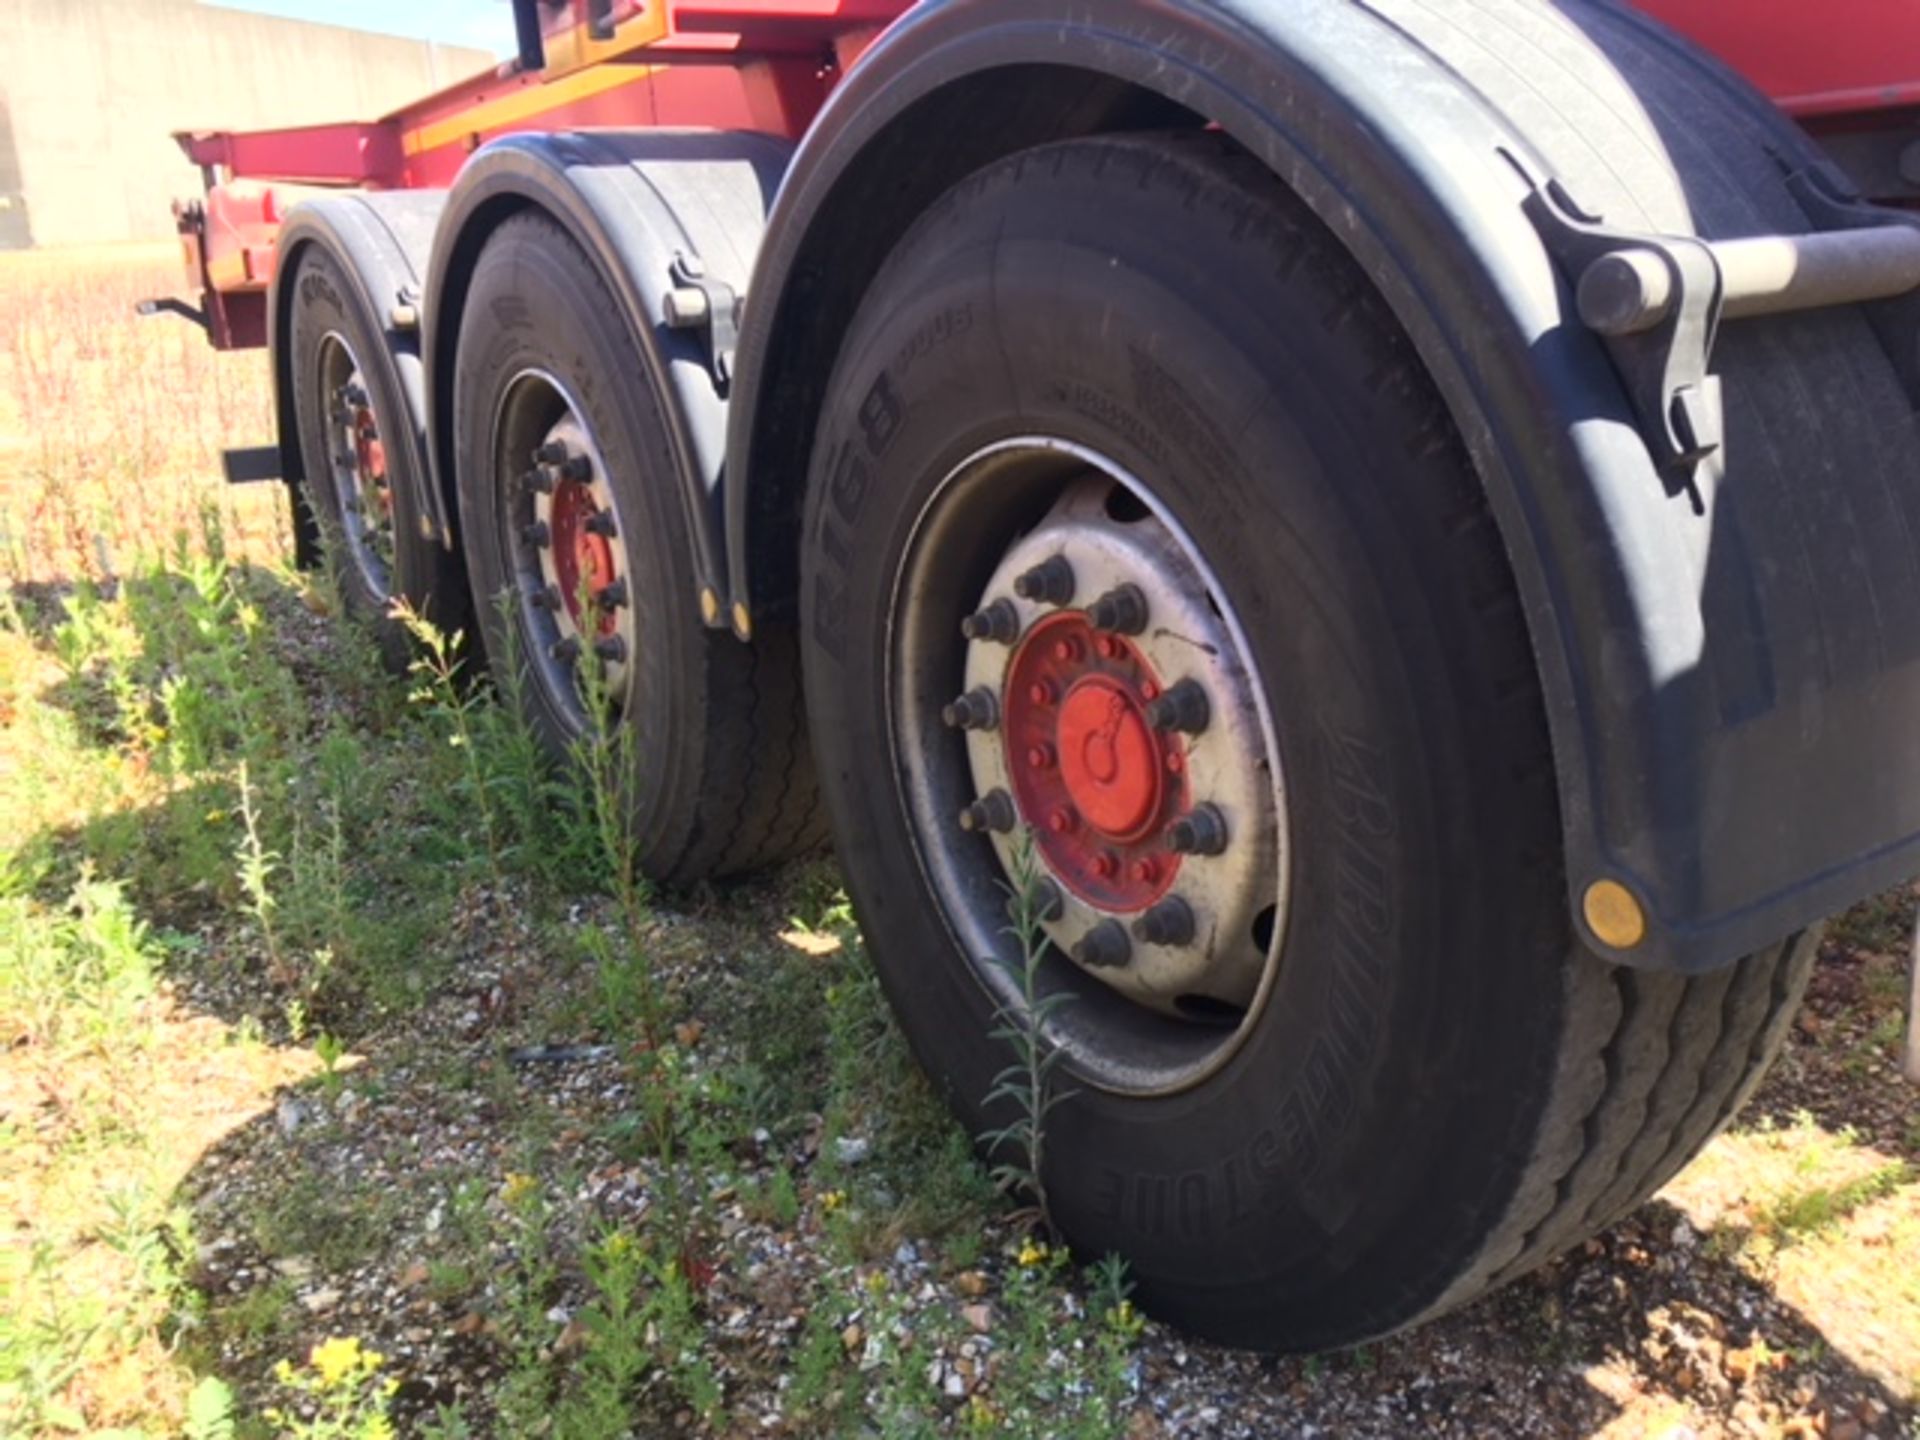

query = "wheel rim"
316;332;395;597
889;438;1289;1096
492;369;637;724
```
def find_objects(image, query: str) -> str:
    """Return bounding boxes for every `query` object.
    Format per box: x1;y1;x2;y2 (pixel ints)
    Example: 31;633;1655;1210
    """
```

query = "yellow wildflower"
821;1189;846;1213
1016;1239;1047;1267
309;1334;376;1387
500;1171;538;1208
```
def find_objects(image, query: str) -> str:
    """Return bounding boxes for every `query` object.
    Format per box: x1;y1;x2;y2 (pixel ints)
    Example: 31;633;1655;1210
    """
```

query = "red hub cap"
549;477;617;638
1003;613;1187;911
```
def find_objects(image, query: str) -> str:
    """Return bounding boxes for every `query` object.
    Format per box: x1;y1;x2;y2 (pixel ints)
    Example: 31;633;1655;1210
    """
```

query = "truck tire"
452;212;823;884
799;131;1817;1350
286;245;466;667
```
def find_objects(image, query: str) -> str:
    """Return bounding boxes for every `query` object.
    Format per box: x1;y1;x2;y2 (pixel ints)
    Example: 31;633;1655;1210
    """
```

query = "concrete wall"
0;1;494;248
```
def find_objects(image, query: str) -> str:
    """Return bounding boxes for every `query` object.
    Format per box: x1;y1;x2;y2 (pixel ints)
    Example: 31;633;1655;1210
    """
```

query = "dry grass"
0;243;285;584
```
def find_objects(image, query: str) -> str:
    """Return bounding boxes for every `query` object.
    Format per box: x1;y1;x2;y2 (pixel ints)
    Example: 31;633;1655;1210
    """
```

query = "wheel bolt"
534;441;569;465
1027;743;1057;771
1013;554;1076;606
941;687;1000;732
1133;896;1196;947
1074;919;1132;970
1009;878;1066;924
585;513;618;539
596;579;629;610
1131;858;1159;885
551;636;581;662
1146;678;1211;735
521;467;555;496
1166;803;1228;857
1091;850;1119;879
1052;638;1084;664
342;383;369;408
1046;807;1077;834
958;789;1017;835
1087;583;1149;636
960;598;1021;644
593;636;627;664
558;455;593;484
522;521;551;548
530;585;562;611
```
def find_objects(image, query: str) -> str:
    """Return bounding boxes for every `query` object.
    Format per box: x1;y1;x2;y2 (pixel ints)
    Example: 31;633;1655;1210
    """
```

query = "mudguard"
272;191;446;568
420;130;792;616
721;0;1920;973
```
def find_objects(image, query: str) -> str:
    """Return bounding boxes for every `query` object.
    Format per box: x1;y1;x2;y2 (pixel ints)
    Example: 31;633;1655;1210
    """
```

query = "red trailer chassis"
170;0;1919;354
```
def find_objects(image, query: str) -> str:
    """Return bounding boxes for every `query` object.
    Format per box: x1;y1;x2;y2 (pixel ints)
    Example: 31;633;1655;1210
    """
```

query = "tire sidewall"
801;141;1565;1346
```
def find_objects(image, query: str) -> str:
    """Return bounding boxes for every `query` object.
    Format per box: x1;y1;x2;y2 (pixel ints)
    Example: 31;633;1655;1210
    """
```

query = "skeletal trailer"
151;0;1920;1347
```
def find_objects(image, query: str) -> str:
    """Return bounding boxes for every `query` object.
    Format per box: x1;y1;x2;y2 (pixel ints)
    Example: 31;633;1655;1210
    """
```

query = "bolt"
593;636;628;664
558;455;593;484
1091;851;1119;879
530;585;562;611
1165;752;1185;774
1046;807;1078;834
534;441;569;465
958;789;1017;835
1052;637;1085;664
1146;679;1211;735
1005;877;1065;925
1013;554;1076;606
1166;803;1228;857
596;579;630;610
521;521;551;548
1087;583;1149;636
342;383;369;409
960;598;1021;644
1027;744;1057;771
551;636;581;663
521;467;554;496
941;687;1000;731
1131;858;1159;885
664;286;711;328
1074;919;1132;970
1028;680;1058;706
1133;896;1197;947
585;513;618;539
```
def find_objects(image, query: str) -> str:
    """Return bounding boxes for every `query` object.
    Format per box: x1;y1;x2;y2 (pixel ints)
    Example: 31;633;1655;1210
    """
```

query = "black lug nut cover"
1166;802;1229;857
1146;679;1211;735
1087;583;1149;636
960;598;1021;644
1074;919;1133;969
1133;896;1197;947
1013;554;1076;606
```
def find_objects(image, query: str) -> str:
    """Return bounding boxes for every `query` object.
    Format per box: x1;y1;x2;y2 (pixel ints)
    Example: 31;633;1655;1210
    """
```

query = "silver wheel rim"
316;332;395;597
491;368;638;726
888;437;1291;1096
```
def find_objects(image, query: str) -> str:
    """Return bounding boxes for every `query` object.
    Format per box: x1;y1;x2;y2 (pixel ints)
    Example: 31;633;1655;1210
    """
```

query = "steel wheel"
314;331;396;599
490;368;637;725
892;440;1287;1095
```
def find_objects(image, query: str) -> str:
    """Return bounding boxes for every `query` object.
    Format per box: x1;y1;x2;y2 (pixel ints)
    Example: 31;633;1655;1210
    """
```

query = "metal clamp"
663;251;740;391
1524;177;1725;502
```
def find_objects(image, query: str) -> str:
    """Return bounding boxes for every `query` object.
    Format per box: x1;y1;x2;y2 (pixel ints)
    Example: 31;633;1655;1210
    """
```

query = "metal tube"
1578;224;1920;336
1907;905;1920;1085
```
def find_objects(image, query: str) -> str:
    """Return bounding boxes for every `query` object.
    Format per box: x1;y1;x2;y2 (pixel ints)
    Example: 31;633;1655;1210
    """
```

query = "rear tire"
799;132;1815;1350
286;245;467;668
453;212;823;884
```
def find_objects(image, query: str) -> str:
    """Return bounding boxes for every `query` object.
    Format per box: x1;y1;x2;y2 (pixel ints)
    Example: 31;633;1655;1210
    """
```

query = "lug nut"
960;598;1021;644
593;636;628;664
530;585;562;611
522;521;551;548
1013;554;1076;606
551;636;581;662
342;383;369;408
1074;919;1132;969
941;687;1000;731
558;455;593;484
1087;583;1149;636
1146;678;1211;735
1166;803;1229;857
521;467;555;496
1007;878;1066;925
1133;896;1197;947
596;579;629;610
585;513;618;538
958;789;1017;835
534;441;569;465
